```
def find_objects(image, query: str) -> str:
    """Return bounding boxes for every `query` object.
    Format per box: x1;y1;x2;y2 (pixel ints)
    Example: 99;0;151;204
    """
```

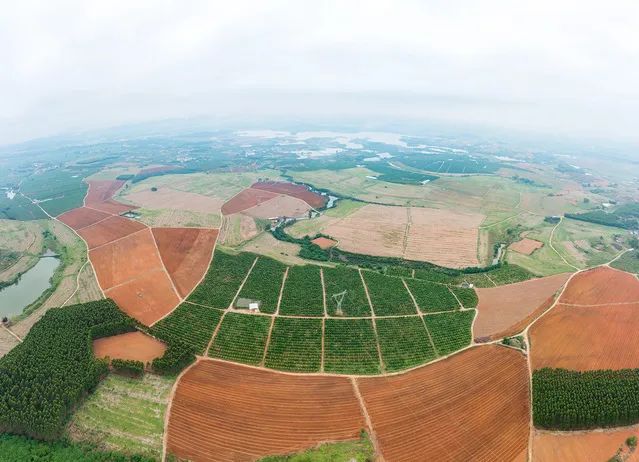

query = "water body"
0;254;60;318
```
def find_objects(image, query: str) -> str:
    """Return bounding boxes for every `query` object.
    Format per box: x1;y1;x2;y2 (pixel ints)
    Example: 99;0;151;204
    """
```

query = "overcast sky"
1;0;638;145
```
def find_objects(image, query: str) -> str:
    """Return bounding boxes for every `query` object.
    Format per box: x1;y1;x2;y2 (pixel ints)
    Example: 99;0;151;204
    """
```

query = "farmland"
278;264;325;316
209;312;272;365
237;256;287;313
375;316;436;371
404;278;461;312
264;317;323;372
323;318;381;374
362;270;417;315
322;266;371;316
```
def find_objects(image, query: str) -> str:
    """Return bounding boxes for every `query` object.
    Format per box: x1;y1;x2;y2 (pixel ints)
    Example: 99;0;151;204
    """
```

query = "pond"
0;253;60;319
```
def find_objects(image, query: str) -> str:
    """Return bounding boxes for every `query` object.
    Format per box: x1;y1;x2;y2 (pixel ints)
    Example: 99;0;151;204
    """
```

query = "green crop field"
362;271;417;315
238;256;287;314
150;302;223;354
375;317;436;371
450;287;478;308
278;265;325;316
423;310;475;356
404;278;460;312
188;250;256;309
322;267;371;317
323;318;381;375
264;317;322;372
209;313;272;365
611;250;639;274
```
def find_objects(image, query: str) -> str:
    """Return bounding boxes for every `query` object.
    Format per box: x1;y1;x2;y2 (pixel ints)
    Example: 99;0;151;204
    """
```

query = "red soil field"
85;180;125;204
105;268;181;325
311;236;337;249
167;360;366;462
533;428;639;462
77;216;147;249
251;181;327;209
152;227;218;297
58;207;111;230
89;229;164;289
357;345;530;462
559;266;639;305
87;199;137;215
221;188;278;215
509;237;544;255
93;331;167;363
474;273;571;341
530;302;639;371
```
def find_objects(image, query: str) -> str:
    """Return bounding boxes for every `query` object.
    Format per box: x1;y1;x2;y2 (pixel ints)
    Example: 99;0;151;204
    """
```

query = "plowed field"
510;238;544;255
474;273;571;340
242;195;311;219
530;302;639;371
251;181;327;209
167;360;365;462
152;227;218;297
221;188;278;215
77;216;147;249
87;199;136;215
559;266;639;305
533;428;639;462
85;180;125;204
311;236;337;249
89;229;164;289
357;345;529;461
105;269;181;325
58;207;111;230
93;331;167;362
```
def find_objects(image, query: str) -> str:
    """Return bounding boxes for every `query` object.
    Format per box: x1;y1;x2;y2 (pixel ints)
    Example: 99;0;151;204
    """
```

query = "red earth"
559;266;639;305
93;331;167;363
85;180;125;204
221;188;279;215
251;181;327;209
311;236;337;249
77;216;147;249
58;207;111;230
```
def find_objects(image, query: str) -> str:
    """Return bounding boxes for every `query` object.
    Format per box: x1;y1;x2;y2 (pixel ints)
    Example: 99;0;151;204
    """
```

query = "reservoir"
0;252;60;318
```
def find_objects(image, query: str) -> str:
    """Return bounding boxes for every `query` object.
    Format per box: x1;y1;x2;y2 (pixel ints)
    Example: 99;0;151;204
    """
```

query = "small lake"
0;254;60;318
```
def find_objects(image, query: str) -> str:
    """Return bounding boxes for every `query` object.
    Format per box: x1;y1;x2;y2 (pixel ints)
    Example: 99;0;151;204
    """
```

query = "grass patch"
259;431;374;462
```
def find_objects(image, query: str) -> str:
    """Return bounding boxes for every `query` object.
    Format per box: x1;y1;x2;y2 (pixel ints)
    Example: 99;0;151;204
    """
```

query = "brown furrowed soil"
474;273;572;341
104;268;180;325
167;359;365;462
87;199;136;215
58;207;111;230
357;345;529;462
251;181;327;209
559;266;639;305
530;302;639;371
533;428;639;462
89;228;164;289
510;238;544;255
221;188;279;215
93;331;167;363
78;216;147;249
311;236;337;249
85;180;125;204
323;204;484;267
152;227;218;297
241;195;311;219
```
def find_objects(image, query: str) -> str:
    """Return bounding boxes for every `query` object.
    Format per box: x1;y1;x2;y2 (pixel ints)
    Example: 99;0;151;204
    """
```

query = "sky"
1;0;638;145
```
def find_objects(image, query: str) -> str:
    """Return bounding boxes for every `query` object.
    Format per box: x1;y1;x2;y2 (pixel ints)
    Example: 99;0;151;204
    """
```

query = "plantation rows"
533;368;639;430
207;310;476;374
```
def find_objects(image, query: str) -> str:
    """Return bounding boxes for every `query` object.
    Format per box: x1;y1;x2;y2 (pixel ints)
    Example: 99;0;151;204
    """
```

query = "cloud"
1;0;638;144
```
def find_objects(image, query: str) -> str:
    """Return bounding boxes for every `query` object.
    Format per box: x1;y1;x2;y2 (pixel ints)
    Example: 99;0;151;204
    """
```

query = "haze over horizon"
2;0;638;146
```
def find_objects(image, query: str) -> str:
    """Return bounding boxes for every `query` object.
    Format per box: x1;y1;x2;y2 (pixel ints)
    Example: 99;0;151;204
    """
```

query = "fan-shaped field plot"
58;207;111;230
474;273;571;341
93;331;167;363
559;266;639;305
530;303;639;371
85;180;125;204
251;181;327;209
77;216;147;249
166;359;365;462
90;228;164;289
152;227;218;297
533;428;639;462
105;269;180;325
221;188;278;215
357;345;529;462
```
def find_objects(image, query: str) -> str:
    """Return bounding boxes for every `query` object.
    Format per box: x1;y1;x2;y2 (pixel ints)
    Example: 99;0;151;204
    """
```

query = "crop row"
237;256;287;314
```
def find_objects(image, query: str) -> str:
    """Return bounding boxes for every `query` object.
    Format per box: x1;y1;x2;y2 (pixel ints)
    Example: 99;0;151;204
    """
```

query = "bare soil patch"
78;216;147;249
357;345;529;461
242;194;311;219
312;237;337;249
167;359;365;462
125;187;225;214
510;238;544;255
560;266;639;305
533;428;639;462
152;227;218;297
58;207;111;230
251;181;327;209
87;200;136;215
85;180;125;204
93;331;167;363
474;273;571;341
530;302;639;371
221;188;278;215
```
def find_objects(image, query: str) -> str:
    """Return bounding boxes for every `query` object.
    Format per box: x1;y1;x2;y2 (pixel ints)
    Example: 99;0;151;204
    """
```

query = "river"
0;252;60;318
